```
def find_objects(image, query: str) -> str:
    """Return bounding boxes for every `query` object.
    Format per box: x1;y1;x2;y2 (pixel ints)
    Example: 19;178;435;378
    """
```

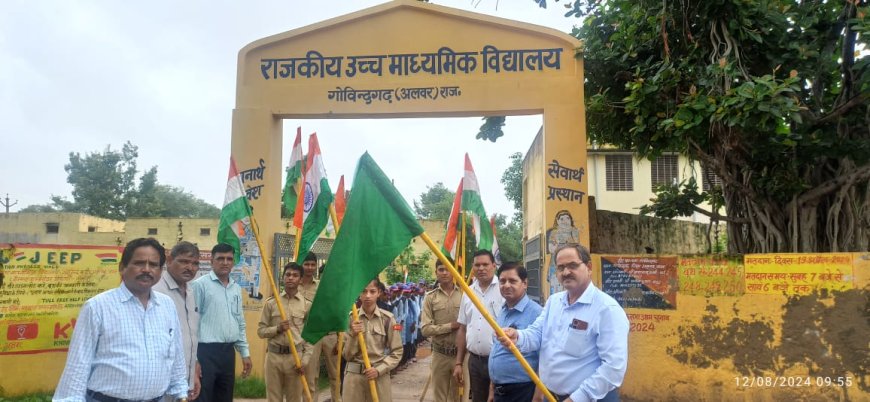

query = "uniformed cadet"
400;286;418;367
421;258;462;402
257;262;312;402
299;252;342;402
342;278;403;402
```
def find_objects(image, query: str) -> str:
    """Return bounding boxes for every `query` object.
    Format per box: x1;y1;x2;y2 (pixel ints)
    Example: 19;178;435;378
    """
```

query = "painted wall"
0;212;124;246
590;207;711;255
590;253;869;402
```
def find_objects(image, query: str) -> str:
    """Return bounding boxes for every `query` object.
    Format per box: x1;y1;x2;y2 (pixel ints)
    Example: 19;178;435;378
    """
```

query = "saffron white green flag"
282;127;304;221
293;133;334;262
490;215;502;265
441;179;464;259
461;153;494;251
218;157;254;263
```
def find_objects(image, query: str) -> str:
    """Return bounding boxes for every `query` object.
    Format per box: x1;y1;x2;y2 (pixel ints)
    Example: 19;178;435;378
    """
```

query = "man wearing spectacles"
499;244;628;402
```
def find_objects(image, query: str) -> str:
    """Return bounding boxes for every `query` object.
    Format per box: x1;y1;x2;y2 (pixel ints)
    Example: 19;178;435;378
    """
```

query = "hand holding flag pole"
329;203;380;402
249;214;314;402
418;233;557;402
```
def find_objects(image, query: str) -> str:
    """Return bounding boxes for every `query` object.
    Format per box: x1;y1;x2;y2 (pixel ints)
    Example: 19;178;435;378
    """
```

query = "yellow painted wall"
588;253;869;401
125;217;219;250
0;212;124;246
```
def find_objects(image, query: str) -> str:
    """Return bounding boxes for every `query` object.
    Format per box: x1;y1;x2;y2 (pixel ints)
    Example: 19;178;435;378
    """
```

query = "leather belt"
432;343;457;357
493;382;533;395
468;351;489;359
345;361;365;374
86;390;159;402
268;344;292;354
547;389;570;402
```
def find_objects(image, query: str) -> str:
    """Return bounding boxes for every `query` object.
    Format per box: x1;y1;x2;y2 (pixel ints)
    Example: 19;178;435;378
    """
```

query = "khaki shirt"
342;307;403;376
257;291;312;365
299;279;319;302
420;285;461;348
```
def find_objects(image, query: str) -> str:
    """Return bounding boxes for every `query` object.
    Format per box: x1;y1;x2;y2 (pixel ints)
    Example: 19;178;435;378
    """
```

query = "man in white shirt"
452;250;505;402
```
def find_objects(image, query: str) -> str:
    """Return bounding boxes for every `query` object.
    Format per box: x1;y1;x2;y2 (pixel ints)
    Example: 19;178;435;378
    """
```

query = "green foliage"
233;376;267;398
27;142;219;219
500;152;523;217
492;213;522;262
568;0;870;252
384;244;434;284
0;391;52;402
413;182;454;221
476;116;506;142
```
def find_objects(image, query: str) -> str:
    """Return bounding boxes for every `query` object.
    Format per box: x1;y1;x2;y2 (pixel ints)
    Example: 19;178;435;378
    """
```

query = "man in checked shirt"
54;238;188;402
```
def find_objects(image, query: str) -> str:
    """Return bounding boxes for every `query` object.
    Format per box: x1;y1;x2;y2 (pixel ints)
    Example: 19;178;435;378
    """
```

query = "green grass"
234;376;267;398
0;392;53;402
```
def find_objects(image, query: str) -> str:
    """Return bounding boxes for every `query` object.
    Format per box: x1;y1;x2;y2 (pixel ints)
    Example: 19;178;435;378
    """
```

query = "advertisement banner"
0;244;121;355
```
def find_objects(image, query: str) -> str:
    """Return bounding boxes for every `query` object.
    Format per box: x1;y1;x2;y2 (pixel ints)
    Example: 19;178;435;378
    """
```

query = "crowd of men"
53;238;628;402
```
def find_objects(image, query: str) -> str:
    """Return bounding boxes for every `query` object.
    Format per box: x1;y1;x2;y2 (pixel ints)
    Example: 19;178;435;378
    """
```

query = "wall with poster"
589;252;869;401
0;244;122;395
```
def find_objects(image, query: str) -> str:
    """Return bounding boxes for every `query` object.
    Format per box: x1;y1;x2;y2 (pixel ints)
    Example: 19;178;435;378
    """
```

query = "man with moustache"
421;258;462;402
258;262;312;402
54;238;188;402
500;244;629;402
192;243;252;402
453;250;504;402
153;241;202;401
487;262;542;402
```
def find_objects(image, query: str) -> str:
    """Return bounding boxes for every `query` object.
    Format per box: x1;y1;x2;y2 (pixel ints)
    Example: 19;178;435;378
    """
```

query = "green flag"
282;127;304;219
301;152;424;344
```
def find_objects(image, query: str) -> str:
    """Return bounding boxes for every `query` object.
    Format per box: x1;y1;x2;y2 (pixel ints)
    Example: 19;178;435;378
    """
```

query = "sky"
0;1;581;219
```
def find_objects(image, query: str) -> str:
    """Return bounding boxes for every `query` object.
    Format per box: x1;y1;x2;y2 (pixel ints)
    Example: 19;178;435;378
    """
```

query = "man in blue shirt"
501;244;628;402
192;243;252;402
488;262;543;402
54;238;188;402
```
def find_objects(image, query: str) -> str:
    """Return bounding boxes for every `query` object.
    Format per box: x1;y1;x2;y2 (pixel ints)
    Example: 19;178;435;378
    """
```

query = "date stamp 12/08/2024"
735;376;854;388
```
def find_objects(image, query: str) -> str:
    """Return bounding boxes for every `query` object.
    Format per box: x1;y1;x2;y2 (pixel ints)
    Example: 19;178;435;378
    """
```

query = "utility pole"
1;193;17;214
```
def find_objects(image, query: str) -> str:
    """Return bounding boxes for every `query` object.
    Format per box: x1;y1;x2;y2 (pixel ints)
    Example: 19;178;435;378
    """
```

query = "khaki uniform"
300;280;342;402
341;308;403;402
421;285;462;402
257;291;312;402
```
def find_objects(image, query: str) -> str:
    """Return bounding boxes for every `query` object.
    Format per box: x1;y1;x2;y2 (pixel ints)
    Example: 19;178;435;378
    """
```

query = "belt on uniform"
268;344;292;354
432;343;457;357
345;361;366;374
86;390;159;402
468;351;489;359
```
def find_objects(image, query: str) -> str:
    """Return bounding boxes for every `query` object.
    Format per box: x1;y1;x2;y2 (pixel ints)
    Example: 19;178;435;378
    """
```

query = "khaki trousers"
341;371;391;402
265;351;304;402
431;351;460;402
305;332;341;402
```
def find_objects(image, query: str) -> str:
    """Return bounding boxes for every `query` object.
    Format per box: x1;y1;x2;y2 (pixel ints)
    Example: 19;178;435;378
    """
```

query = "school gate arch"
232;0;588;295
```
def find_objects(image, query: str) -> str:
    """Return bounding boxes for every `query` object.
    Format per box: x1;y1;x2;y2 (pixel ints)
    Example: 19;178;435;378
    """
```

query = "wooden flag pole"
329;204;379;402
249;215;313;402
419;232;558;402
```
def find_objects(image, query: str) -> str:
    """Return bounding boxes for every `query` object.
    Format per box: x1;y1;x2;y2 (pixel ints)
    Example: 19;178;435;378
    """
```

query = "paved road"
238;342;436;402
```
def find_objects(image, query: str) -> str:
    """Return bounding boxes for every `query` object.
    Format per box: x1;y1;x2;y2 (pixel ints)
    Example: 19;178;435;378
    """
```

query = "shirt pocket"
159;328;175;359
561;327;593;358
291;311;306;329
231;293;242;316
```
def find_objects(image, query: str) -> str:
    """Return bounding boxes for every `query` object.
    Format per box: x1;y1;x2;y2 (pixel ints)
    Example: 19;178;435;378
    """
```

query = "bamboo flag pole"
329;204;379;402
249;215;313;402
460;212;467;279
419;232;557;402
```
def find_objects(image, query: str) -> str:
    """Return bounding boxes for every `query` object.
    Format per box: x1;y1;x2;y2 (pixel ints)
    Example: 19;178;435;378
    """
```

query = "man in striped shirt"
192;243;252;402
54;238;188;402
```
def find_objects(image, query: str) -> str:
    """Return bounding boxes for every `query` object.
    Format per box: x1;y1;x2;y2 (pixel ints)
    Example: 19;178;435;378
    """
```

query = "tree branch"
812;94;866;126
798;164;870;205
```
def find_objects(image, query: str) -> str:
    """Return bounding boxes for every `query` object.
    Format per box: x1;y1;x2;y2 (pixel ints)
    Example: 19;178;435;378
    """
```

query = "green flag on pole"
301;152;424;344
282;127;304;220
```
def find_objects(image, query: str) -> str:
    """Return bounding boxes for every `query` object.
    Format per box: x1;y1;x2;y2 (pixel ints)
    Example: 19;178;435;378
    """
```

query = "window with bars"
703;168;723;191
650;155;679;190
605;155;634;191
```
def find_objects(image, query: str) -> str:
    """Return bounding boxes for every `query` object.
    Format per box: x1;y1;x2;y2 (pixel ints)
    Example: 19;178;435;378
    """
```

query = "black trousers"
197;342;235;402
493;382;536;402
468;353;491;402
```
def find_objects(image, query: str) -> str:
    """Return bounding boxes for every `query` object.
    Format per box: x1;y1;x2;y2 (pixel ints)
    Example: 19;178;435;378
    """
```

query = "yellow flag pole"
460;212;466;279
329;204;379;402
419;232;557;402
249;215;313;402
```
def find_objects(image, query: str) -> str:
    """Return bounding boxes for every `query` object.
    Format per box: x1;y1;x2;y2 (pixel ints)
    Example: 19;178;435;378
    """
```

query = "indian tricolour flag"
293;133;334;262
218;157;254;263
441;178;464;260
461;154;494;251
282;127;305;221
